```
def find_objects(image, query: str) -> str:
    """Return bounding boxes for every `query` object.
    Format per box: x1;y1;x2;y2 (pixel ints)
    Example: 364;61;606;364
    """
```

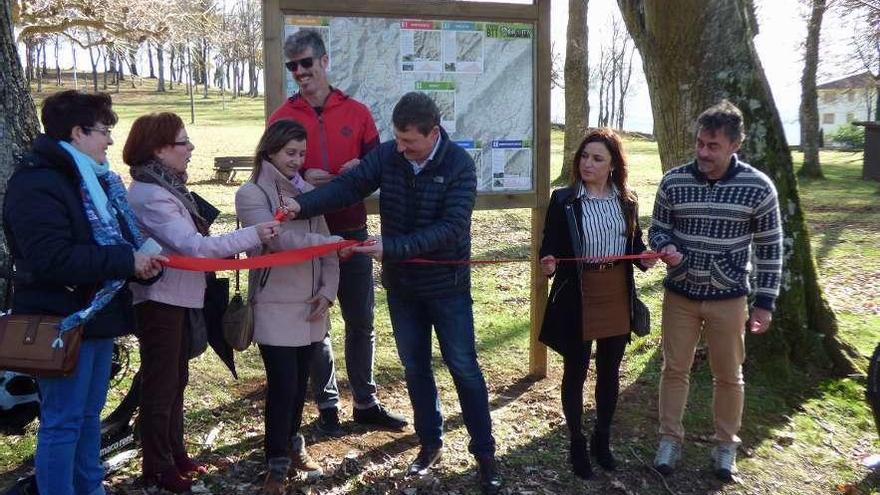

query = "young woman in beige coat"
234;119;341;495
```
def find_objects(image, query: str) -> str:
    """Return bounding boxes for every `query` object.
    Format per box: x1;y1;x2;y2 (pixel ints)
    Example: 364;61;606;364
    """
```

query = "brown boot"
262;472;286;495
291;447;323;477
263;456;290;495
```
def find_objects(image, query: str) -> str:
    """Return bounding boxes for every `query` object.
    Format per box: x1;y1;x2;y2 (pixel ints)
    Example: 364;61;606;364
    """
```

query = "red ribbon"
164;240;358;271
404;252;663;265
162;241;663;272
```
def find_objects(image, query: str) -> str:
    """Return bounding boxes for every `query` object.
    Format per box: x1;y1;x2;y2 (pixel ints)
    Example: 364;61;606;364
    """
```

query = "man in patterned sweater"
648;100;783;481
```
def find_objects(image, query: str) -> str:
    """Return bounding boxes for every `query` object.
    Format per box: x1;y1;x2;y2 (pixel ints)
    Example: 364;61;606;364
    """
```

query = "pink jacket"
234;162;339;348
128;181;262;308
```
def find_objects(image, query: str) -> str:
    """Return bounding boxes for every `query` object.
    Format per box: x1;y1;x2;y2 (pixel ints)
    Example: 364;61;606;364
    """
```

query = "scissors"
273;182;287;221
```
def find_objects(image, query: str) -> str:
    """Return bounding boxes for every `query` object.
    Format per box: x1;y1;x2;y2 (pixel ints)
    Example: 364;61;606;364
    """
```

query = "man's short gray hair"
283;29;326;59
697;99;746;144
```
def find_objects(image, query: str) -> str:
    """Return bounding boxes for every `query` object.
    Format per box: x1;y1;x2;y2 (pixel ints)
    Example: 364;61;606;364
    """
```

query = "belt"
581;260;621;272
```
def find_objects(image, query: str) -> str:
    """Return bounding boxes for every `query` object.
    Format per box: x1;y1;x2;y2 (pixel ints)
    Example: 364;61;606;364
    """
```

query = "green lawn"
2;81;879;494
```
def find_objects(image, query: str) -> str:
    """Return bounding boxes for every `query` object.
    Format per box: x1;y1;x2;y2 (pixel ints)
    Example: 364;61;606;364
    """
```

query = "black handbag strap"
233;217;241;294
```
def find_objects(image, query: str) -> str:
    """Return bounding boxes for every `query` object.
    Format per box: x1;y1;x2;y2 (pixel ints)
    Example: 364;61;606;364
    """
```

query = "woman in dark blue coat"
538;129;656;480
3;90;165;495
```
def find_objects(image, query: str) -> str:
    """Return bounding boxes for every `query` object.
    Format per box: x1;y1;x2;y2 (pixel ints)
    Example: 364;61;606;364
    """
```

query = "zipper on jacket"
316;113;331;172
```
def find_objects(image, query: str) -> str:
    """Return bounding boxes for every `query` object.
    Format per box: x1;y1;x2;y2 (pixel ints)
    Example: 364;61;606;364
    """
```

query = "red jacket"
268;88;379;232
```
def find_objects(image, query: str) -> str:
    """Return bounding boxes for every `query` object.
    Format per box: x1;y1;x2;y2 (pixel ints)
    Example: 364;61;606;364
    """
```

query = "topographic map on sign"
284;15;534;193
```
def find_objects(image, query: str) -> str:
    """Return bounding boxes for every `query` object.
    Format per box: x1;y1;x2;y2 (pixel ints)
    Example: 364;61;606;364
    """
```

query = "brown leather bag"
0;314;83;377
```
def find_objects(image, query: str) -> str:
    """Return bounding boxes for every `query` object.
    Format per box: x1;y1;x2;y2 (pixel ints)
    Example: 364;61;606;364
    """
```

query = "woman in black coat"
4;90;165;495
538;129;656;479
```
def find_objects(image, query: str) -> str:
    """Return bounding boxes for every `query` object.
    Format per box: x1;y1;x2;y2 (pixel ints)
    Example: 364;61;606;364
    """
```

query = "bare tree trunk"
54;35;62;86
156;43;166;92
24;38;34;85
148;42;156;79
609;57;618;128
101;47;109;90
169;44;176;90
41;39;47;78
799;0;826;178
178;45;186;88
202;38;209;98
72;43;78;90
618;0;861;376
116;50;123;93
1;1;41;304
86;37;99;92
557;0;590;184
35;41;43;93
128;46;139;77
618;45;634;129
187;42;195;123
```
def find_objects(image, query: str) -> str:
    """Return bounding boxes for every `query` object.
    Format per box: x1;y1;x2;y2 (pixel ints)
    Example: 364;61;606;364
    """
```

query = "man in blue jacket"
288;92;502;494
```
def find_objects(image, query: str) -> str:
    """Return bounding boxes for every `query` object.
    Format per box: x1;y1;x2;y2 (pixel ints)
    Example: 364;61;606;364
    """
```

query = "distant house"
816;71;877;138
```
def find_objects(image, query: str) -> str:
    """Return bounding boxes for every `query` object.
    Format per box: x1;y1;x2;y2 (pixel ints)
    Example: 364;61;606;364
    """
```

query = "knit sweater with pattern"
648;157;783;311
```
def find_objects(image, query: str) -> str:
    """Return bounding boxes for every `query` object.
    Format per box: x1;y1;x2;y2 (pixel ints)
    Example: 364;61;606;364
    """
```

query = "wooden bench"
213;156;252;183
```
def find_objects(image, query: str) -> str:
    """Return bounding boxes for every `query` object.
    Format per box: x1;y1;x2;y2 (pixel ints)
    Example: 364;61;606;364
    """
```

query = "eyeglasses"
85;126;112;137
172;138;192;147
285;57;314;72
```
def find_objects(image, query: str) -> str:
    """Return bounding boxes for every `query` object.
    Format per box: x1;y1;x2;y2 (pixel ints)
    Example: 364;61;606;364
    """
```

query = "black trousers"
561;334;628;438
259;343;314;460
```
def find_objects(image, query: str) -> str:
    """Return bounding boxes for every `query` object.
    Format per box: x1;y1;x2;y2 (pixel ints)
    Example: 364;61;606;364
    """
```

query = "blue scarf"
55;141;145;338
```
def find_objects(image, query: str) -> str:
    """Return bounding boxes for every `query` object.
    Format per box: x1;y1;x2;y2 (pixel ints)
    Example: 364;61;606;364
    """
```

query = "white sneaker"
653;437;682;475
711;442;738;481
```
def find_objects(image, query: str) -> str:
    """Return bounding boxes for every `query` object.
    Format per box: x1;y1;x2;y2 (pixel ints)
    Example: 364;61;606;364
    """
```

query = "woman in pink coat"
124;112;278;493
235;119;340;495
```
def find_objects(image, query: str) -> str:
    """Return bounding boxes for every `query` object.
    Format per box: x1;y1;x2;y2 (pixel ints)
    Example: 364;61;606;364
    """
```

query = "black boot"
590;430;617;471
570;434;593;479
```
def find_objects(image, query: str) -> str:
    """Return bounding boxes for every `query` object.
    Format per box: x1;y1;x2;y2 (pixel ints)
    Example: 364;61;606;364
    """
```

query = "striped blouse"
576;182;627;260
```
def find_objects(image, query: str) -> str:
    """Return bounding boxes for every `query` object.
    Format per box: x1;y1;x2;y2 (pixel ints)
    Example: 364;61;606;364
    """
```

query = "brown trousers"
135;301;190;476
658;291;748;444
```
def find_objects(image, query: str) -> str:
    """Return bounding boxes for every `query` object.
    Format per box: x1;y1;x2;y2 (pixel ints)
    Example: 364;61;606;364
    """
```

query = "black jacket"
297;127;476;298
538;187;648;356
3;135;139;339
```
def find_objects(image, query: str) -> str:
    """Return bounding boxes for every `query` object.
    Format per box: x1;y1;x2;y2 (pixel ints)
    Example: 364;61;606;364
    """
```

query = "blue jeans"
311;227;378;410
387;291;495;457
36;338;113;495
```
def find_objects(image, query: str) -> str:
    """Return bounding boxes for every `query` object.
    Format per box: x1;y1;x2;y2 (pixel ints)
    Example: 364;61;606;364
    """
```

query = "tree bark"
557;0;590;185
1;1;40;306
128;46;139;77
156;43;166;92
148;42;156;79
72;44;78;90
35;41;43;93
618;0;862;376
798;0;826;179
54;35;62;86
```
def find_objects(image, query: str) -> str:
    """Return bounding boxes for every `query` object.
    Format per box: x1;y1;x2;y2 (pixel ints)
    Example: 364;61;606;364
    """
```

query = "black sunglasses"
285;57;314;72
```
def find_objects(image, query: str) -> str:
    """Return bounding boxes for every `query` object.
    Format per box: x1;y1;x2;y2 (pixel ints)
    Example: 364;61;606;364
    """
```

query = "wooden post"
529;0;550;379
263;0;283;119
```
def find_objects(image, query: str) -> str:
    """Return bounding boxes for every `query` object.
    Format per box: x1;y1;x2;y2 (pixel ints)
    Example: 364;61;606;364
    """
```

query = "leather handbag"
223;261;270;351
0;314;83;377
222;201;272;352
632;297;651;337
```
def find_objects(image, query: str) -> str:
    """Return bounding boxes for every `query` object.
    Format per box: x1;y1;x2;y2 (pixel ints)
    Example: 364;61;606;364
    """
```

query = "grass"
2;79;879;494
